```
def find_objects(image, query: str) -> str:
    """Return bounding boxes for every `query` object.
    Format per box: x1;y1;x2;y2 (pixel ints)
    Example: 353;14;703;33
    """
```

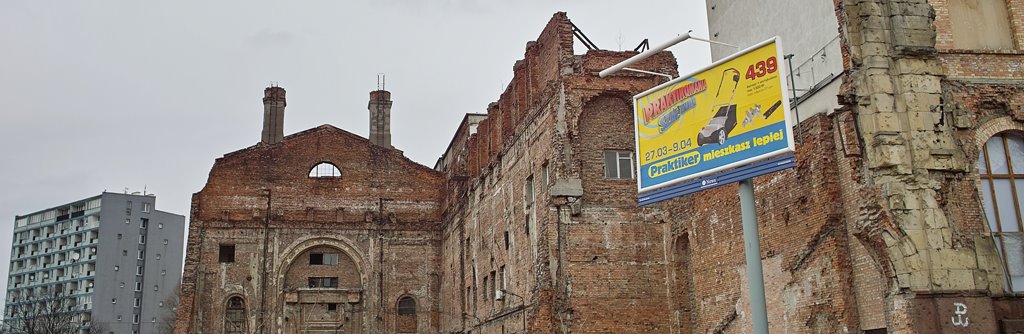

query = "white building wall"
706;0;844;122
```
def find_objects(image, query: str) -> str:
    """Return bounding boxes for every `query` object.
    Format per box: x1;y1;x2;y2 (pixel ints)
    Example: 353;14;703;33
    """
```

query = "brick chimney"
262;86;286;144
368;90;393;148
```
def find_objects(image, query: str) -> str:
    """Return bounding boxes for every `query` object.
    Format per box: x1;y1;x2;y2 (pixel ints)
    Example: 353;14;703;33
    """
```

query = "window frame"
308;162;342;178
604;150;635;179
978;131;1024;292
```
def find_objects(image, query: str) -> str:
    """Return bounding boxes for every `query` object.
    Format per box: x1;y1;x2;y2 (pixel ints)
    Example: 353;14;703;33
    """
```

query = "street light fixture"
599;31;739;79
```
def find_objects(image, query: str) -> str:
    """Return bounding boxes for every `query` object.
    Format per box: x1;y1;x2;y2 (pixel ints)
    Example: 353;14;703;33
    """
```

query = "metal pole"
784;54;801;144
739;178;768;334
599;32;691;77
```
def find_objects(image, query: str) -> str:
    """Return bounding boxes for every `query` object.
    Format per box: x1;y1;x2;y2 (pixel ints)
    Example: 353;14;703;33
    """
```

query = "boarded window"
225;297;246;334
396;297;417;333
978;132;1024;292
949;0;1014;50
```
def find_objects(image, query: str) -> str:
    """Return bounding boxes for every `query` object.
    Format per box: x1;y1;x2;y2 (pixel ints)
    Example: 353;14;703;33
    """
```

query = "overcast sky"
0;0;709;307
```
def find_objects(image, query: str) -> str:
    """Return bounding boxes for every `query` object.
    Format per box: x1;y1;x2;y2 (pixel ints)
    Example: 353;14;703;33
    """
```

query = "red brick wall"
175;125;446;334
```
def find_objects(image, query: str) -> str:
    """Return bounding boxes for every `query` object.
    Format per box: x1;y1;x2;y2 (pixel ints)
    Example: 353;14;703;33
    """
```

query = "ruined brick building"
174;7;1024;334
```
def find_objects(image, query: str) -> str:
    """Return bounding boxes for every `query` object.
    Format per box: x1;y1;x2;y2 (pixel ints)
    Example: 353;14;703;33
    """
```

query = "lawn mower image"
697;68;741;146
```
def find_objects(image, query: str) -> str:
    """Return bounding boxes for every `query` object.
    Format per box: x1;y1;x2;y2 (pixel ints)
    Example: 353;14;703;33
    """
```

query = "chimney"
368;90;393;148
262;86;286;144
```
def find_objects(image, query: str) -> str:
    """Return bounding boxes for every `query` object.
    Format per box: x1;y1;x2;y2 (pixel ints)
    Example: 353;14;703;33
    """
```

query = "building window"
309;253;339;265
504;231;510;250
126;201;132;216
948;0;1013;50
134;298;141;307
132;314;139;324
543;161;550;186
123;250;128;256
219;245;235;263
396;297;417;333
308;162;341;178
136;282;142;291
142;203;151;213
482;277;489;301
327;303;338;311
138;235;146;244
604;150;634;179
137;250;145;260
307;277;339;288
490;271;497;299
524;175;535;208
225;297;246;334
114;265;119;271
499;265;506;292
136;266;144;276
978;132;1024;292
117;233;122;240
157;223;163;229
140;218;148;229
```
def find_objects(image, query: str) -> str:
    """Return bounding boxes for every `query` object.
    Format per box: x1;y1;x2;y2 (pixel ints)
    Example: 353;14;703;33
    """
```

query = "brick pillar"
368;90;393;148
262;86;286;144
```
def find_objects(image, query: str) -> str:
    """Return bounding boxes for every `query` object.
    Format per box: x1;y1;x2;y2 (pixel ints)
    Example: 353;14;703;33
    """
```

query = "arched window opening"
978;132;1024;292
309;162;341;178
396;296;417;333
225;296;246;334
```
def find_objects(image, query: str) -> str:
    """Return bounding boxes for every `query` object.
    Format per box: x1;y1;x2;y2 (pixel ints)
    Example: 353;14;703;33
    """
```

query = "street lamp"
599;31;739;79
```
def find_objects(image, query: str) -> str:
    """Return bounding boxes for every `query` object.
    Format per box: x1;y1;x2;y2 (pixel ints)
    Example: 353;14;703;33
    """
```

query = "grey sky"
0;0;709;307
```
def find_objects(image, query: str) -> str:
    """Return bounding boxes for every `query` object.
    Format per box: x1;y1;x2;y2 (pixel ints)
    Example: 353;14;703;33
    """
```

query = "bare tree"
157;283;181;334
4;285;92;334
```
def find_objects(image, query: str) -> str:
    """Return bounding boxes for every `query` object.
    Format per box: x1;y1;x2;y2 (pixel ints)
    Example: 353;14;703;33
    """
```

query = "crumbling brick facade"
173;125;446;333
175;7;1024;334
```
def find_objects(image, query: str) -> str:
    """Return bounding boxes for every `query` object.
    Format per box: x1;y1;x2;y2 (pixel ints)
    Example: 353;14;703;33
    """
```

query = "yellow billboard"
634;37;794;194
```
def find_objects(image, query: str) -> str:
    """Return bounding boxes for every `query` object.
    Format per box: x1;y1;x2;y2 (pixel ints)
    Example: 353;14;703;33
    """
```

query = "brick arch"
571;91;634;139
275;236;368;287
974;116;1024;147
223;294;248;334
574;92;638;206
395;294;418;333
973;116;1024;237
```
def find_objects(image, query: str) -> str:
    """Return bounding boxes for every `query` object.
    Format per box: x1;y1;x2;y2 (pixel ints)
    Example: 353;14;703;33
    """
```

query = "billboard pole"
739;178;768;334
604;35;785;334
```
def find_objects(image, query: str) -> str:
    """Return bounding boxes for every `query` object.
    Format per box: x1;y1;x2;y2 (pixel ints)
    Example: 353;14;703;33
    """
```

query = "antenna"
377;73;386;91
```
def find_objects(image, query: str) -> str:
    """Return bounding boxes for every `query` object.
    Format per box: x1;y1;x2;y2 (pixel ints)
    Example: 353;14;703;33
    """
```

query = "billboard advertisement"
634;37;795;199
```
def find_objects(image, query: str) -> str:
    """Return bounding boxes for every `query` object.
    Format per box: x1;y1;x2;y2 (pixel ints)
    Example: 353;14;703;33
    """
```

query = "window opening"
219;245;235;263
978;132;1024;292
309;162;341;178
307;277;339;288
225;297;246;334
397;297;417;333
309;252;339;265
604;150;634;179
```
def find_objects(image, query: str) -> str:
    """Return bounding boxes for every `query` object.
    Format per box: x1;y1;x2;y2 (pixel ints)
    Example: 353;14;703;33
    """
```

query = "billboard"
634;37;795;204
